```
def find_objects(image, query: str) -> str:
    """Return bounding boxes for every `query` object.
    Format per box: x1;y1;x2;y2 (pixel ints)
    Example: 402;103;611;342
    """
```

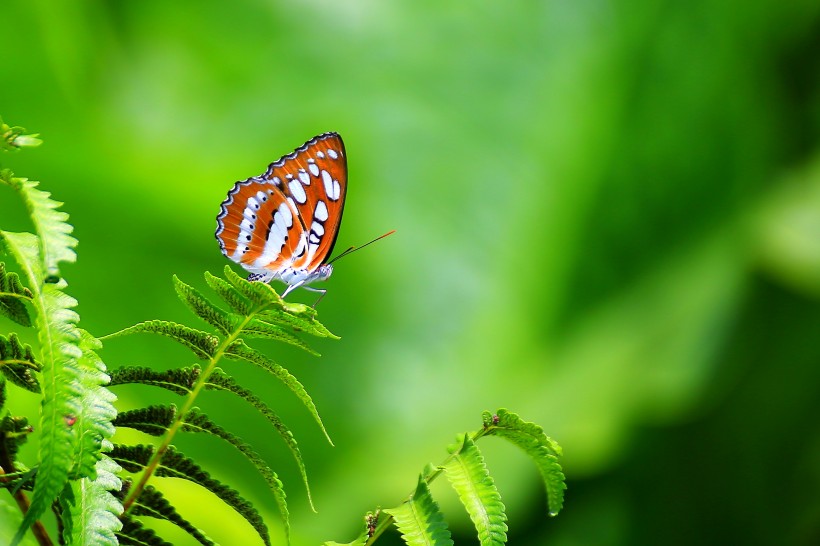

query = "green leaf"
173;275;237;335
204;271;253;316
108;365;199;396
114;405;293;536
224;340;331;443
385;475;454;546
10;177;77;281
111;444;271;546
1;119;42;151
206;368;321;504
443;434;508;546
113;405;177;436
224;265;283;308
182;408;290;540
117;516;173;546
0;333;41;393
0;262;33;327
108;364;321;503
131;486;214;546
60;456;124;546
2;232;84;546
482;409;566;516
71;331;118;480
241;316;319;355
102;320;219;360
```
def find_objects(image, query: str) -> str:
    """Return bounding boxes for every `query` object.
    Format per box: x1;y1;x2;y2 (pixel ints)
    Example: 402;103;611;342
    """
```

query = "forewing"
262;133;347;270
215;132;347;274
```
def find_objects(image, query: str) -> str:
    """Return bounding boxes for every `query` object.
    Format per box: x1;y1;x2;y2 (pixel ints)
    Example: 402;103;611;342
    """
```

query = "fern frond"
9;177;77;282
60;455;123;546
224;340;331;443
206;367;322;498
173;275;237;335
0;262;33;326
131;486;215;546
114;405;177;436
114;405;292;538
0;412;33;467
102;320;219;360
443;434;508;546
204;271;253;315
221;266;337;339
183;408;291;538
0;332;41;392
117;515;174;546
111;444;272;546
481;409;566;515
71;331;118;480
109;365;319;509
240;317;320;355
109;365;199;396
385;475;454;546
256;308;338;340
224;265;283;308
1;232;86;545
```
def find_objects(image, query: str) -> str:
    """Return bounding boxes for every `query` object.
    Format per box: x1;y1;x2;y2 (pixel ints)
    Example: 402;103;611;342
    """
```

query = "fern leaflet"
443;434;507;546
59;455;123;546
130;486;215;546
385;475;453;546
224;340;331;442
481;409;566;515
112;444;272;546
0;332;41;393
0;261;33;326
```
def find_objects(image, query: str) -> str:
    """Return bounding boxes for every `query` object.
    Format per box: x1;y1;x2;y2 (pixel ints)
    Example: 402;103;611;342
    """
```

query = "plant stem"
121;309;260;512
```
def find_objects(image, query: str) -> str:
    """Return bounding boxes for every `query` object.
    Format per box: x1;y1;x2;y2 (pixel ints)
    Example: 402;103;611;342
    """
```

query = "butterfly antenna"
327;230;396;265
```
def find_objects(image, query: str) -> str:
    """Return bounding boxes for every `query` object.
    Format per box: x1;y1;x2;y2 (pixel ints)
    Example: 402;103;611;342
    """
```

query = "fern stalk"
121;308;259;512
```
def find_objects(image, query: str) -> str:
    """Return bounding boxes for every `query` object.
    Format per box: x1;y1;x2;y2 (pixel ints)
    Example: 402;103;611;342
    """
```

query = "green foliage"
104;265;338;543
329;409;564;546
129;485;214;545
117;516;173;546
0;262;33;327
59;456;123;546
1;121;119;546
443;435;507;546
481;409;565;516
0;333;41;393
111;444;271;546
384;477;453;546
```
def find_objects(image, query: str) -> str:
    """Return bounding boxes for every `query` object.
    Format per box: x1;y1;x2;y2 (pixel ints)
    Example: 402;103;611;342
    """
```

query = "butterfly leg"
281;280;306;299
301;286;328;308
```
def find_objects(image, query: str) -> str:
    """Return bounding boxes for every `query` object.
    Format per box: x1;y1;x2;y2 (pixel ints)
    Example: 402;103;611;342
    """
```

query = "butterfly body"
216;132;347;301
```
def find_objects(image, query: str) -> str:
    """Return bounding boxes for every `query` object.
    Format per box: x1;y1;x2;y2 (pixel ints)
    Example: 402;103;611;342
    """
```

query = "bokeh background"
2;1;820;544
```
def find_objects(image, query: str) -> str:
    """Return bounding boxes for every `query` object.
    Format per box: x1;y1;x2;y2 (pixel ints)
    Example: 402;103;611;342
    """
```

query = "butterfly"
215;132;348;304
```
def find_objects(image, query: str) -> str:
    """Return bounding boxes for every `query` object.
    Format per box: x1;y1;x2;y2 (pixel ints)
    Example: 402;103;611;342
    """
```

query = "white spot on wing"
316;151;325;159
308;163;320;177
314;200;329;221
322;170;333;197
311;221;325;236
299;170;310;184
327;149;338;159
289;180;307;203
278;203;293;227
332;180;341;200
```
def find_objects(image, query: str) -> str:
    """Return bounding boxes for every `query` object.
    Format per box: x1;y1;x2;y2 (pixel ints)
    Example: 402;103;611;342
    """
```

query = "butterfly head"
314;263;333;282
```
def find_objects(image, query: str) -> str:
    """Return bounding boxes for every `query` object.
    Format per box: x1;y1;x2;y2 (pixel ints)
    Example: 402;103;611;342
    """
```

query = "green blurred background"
2;1;820;544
